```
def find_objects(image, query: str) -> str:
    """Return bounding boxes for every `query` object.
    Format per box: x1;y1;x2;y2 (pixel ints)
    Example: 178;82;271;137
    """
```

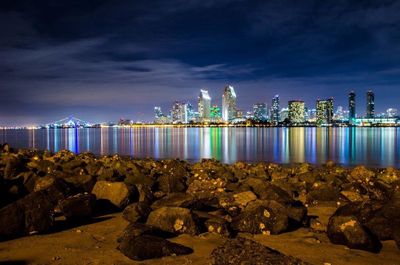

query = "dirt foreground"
1;205;399;265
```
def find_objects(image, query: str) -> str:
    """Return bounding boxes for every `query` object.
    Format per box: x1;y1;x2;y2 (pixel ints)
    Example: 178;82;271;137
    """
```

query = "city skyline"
1;1;400;125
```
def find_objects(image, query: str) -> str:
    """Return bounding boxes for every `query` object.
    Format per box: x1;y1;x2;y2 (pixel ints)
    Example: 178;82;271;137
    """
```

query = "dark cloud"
0;0;399;125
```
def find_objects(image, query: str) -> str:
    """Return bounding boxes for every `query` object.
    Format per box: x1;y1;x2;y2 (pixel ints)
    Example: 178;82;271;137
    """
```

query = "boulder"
211;237;308;265
135;184;154;204
118;234;193;261
231;200;289;235
205;217;231;237
0;188;64;239
151;192;218;211
349;166;375;183
3;154;26;180
327;214;382;253
244;178;292;204
157;160;188;193
59;193;95;221
306;183;340;204
146;207;199;235
64;174;96;193
92;181;137;209
122;202;152;223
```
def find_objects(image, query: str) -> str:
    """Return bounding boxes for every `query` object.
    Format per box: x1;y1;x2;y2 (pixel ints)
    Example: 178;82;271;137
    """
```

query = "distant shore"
2;123;400;130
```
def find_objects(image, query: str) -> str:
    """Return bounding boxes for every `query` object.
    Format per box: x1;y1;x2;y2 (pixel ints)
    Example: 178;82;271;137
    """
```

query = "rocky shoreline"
0;143;399;264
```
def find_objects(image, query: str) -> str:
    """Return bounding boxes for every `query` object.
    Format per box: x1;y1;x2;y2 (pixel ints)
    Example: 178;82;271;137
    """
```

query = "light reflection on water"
1;127;399;167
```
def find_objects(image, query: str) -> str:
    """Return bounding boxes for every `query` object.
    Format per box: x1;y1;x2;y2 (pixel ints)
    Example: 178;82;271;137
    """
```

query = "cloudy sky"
1;0;400;125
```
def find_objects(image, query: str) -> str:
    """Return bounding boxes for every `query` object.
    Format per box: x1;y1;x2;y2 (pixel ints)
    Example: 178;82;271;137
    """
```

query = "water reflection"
1;127;399;167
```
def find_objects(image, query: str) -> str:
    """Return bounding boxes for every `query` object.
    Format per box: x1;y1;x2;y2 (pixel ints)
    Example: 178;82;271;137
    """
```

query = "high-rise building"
171;101;188;124
186;102;196;122
366;90;375;118
316;98;334;125
348;91;356;120
198;89;211;121
306;108;317;122
154;106;170;124
334;106;345;121
154;106;163;120
253;103;268;122
280;108;289;122
288;100;305;124
210;105;222;122
222;85;237;122
271;95;280;124
387;108;398;118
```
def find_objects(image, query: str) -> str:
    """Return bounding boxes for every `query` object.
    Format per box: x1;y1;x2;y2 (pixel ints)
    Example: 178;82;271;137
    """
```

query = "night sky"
1;0;400;125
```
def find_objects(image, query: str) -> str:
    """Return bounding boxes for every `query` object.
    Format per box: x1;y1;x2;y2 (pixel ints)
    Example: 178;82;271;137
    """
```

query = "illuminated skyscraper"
271;95;280;124
348;91;356;120
386;108;398;118
222;85;237;122
154;106;163;119
288;100;305;124
316;98;334;125
210;105;222;122
171;101;188;123
198;89;211;121
366;90;375;118
253;103;268;122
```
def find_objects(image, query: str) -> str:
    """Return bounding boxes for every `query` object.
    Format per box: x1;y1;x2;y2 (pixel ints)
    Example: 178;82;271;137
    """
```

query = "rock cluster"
0;143;399;262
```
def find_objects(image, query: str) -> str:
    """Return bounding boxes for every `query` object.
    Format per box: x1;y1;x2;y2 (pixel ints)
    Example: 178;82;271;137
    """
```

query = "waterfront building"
154;106;170;124
387;108;398;118
198;89;211;121
306;108;317;122
316;98;334;125
253;103;268;122
366;90;375;118
333;106;345;121
288;100;305;124
280;108;289;122
186;103;197;122
222;85;237;122
348;91;356;120
271;95;280;124
171;101;188;123
210;105;222;122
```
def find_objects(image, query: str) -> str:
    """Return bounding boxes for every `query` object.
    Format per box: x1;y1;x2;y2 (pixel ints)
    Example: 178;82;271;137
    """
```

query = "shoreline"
2;124;400;129
0;144;399;264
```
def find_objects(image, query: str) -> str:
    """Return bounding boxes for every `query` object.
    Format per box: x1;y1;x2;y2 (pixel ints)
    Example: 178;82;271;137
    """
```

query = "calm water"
0;127;399;167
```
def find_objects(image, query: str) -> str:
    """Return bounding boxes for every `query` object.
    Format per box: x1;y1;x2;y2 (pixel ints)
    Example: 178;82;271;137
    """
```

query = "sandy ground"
0;206;399;265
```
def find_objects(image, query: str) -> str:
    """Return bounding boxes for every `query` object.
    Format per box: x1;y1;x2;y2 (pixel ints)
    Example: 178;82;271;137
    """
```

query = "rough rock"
64;174;96;193
327;213;382;253
122;202;152;223
59;193;95;221
157;160;188;193
211;237;308;265
349;166;375;183
205;217;231;236
231;200;289;235
146;207;199;235
118;234;193;261
0;188;64;239
92;181;137;209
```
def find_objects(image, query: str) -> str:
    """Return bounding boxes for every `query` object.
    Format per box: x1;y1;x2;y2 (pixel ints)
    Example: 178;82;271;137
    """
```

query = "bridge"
45;116;92;128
